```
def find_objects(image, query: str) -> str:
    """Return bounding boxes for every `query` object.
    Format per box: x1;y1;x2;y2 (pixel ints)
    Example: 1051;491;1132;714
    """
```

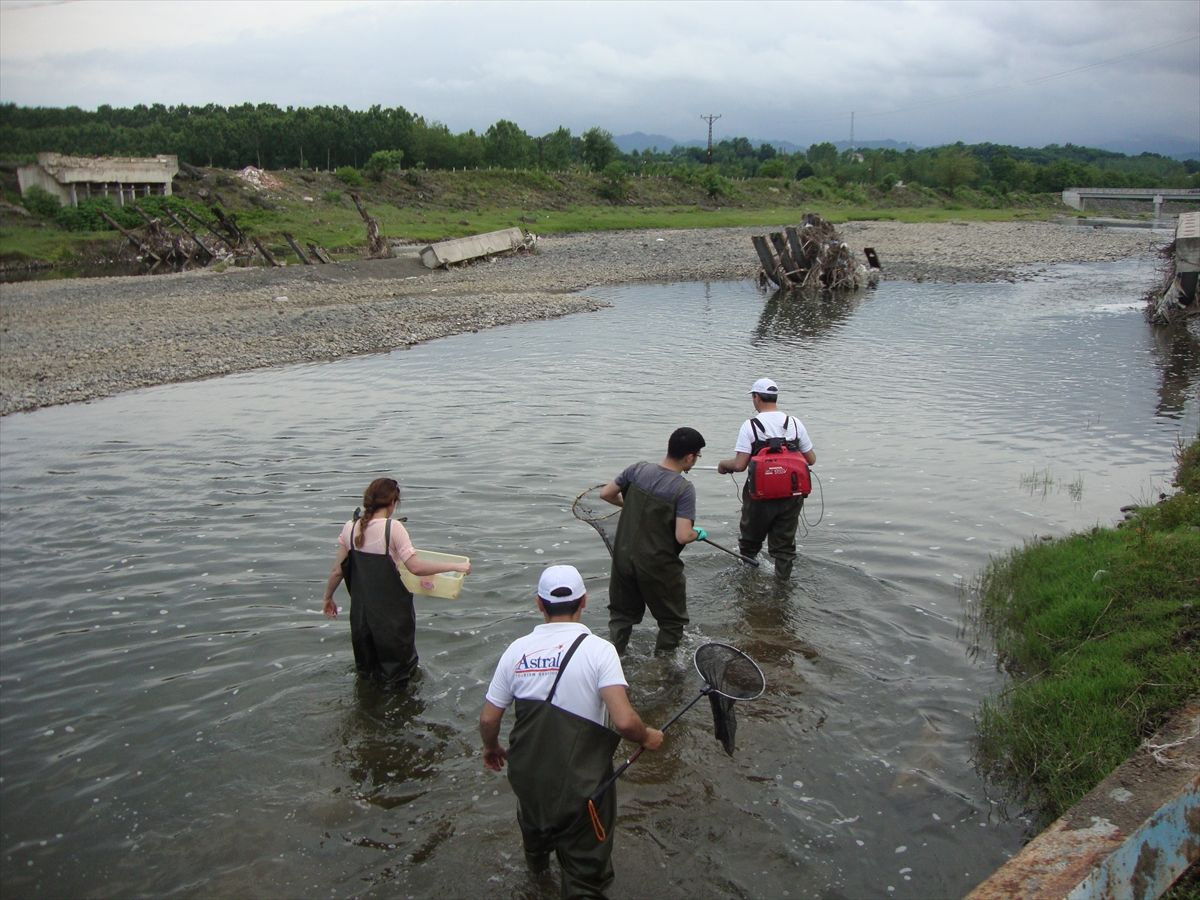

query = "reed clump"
973;436;1200;827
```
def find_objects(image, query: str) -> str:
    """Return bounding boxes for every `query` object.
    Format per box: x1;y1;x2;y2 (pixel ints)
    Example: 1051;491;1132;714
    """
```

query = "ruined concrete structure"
17;152;179;207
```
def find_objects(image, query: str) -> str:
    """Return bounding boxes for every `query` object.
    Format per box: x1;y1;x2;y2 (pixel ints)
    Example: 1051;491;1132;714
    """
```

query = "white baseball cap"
749;377;779;396
537;564;587;604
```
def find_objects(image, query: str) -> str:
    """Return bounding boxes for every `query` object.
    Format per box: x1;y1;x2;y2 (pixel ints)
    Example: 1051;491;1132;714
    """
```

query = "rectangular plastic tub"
399;550;469;599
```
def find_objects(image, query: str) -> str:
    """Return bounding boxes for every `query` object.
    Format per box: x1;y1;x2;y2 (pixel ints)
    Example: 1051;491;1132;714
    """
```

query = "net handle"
588;688;708;809
588;642;764;805
699;536;760;567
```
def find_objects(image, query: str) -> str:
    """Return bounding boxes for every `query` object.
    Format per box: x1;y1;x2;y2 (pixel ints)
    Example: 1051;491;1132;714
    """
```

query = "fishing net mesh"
694;643;765;701
571;484;620;556
695;643;766;756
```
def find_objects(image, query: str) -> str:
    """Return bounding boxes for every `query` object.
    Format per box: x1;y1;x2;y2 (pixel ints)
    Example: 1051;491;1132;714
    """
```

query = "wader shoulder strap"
544;633;589;703
384;518;391;556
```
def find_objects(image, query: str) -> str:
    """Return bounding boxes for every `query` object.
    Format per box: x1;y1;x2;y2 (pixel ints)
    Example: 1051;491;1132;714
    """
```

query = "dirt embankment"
0;221;1159;416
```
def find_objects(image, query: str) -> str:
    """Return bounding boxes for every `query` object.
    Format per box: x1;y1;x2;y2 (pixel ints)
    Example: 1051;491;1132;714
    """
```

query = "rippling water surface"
2;256;1197;899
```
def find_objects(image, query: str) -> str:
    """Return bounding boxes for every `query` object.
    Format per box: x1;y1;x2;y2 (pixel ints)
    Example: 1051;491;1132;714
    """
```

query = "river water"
2;254;1197;899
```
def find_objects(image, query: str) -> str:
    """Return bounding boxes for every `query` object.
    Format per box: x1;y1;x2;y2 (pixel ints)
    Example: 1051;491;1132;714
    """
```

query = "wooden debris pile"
751;212;880;291
105;190;398;273
1147;211;1199;325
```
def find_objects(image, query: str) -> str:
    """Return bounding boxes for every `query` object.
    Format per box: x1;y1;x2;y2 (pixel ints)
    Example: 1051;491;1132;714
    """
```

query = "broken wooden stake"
307;243;334;264
164;208;214;260
99;210;161;263
283;232;311;265
251;236;282;267
349;191;393;259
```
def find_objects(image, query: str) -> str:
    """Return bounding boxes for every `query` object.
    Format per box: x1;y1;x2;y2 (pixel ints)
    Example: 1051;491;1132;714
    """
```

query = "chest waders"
739;426;804;579
609;478;689;654
507;634;623;898
340;519;418;688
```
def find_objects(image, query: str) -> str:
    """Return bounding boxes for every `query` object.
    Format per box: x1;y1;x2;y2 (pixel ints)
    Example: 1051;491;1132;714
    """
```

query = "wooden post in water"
751;235;780;286
769;232;800;284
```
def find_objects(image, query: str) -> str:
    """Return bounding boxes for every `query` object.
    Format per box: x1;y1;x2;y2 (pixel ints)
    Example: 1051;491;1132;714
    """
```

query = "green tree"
363;149;404;181
988;150;1018;193
806;142;839;174
540;126;576;170
598;160;629;201
757;158;793;179
581;127;619;172
483;119;532;168
932;148;980;192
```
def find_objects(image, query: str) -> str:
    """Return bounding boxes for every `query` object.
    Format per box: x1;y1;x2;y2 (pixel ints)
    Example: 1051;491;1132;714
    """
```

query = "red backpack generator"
746;417;811;500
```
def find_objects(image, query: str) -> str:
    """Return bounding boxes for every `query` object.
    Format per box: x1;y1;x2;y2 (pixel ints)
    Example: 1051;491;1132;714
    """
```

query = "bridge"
1061;187;1200;216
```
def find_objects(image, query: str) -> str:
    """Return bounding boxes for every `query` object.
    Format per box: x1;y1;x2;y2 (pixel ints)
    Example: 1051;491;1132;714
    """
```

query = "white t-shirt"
734;410;814;455
485;622;628;726
338;516;417;568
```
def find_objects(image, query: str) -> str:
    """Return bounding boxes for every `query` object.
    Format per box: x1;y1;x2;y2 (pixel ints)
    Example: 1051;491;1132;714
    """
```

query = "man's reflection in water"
752;286;871;346
1149;320;1200;418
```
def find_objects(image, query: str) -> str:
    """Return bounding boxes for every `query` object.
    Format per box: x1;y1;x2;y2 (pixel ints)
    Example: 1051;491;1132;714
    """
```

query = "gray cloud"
1;0;1196;153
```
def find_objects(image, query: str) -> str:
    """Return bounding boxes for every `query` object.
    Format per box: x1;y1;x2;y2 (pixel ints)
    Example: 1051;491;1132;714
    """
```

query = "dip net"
694;642;766;755
571;484;620;556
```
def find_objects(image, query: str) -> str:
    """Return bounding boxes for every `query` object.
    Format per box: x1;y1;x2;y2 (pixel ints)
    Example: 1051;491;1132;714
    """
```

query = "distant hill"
612;132;685;153
615;131;1200;160
1095;135;1200;161
614;133;921;155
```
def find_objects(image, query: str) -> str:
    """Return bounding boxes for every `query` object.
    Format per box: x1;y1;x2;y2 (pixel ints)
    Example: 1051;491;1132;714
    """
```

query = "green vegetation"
0;162;1063;268
4;99;1192;269
1;102;1195;188
973;437;1200;827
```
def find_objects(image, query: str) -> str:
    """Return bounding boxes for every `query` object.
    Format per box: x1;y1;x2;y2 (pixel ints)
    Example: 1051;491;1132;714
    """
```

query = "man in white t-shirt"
479;564;664;895
717;377;817;578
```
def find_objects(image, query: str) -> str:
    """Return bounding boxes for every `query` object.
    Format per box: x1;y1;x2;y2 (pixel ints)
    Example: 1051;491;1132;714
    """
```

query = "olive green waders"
737;482;803;579
507;635;623;898
341;519;419;688
608;480;689;654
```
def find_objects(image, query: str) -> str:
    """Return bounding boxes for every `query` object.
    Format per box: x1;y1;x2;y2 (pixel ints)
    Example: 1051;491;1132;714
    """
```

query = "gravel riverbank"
0;220;1161;416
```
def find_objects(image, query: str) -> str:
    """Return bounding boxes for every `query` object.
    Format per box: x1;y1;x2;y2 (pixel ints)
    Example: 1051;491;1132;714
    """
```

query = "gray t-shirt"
614;461;697;521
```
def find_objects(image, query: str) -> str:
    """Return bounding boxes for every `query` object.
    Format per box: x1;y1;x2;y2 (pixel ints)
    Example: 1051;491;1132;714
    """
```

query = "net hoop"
571;483;620;523
693;642;766;702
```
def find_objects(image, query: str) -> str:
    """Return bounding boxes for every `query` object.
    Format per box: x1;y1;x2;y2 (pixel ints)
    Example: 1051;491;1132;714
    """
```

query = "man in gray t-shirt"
598;427;706;654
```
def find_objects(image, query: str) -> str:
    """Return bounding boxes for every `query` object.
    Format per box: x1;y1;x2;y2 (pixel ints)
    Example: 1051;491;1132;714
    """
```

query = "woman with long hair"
322;477;471;688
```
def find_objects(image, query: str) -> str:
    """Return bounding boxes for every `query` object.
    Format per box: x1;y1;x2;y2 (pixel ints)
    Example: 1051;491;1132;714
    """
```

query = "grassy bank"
0;164;1066;269
973;436;1200;827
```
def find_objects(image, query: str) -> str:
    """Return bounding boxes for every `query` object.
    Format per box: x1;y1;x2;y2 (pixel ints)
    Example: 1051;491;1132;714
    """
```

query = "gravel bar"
0;221;1159;416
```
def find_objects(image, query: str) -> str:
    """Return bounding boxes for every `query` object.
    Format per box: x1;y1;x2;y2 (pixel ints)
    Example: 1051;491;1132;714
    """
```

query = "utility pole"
700;113;722;165
849;111;855;152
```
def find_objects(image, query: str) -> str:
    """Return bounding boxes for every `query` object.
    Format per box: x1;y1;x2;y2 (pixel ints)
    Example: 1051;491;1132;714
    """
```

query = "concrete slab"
966;704;1199;899
419;227;526;268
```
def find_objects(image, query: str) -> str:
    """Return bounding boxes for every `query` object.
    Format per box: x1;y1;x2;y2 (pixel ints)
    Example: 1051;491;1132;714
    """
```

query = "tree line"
2;102;1196;195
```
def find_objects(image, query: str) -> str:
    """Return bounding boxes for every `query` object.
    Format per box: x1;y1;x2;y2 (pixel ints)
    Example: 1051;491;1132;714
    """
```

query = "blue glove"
693;527;708;542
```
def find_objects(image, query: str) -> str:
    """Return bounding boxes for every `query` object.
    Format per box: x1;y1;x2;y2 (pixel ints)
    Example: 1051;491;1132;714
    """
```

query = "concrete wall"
16;164;71;205
17;153;179;207
966;705;1199;899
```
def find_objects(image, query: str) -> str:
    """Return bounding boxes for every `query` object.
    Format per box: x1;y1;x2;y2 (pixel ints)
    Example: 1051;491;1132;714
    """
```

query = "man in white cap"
479;564;664;896
717;378;817;578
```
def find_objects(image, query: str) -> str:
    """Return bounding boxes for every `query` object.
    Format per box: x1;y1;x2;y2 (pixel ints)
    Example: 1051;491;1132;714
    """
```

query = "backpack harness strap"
544;633;589;703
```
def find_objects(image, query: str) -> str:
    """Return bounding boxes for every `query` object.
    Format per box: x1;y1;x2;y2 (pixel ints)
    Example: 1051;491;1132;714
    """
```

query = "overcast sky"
1;0;1197;154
